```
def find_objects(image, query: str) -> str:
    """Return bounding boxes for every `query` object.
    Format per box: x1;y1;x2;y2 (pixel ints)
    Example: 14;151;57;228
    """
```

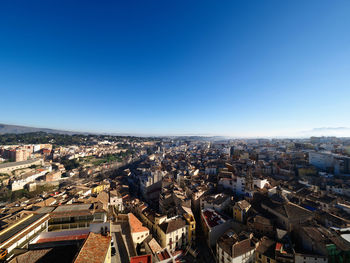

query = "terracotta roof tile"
128;213;149;233
74;232;111;263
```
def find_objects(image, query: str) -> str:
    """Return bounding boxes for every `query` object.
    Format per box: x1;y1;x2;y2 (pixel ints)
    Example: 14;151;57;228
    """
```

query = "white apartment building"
11;169;48;191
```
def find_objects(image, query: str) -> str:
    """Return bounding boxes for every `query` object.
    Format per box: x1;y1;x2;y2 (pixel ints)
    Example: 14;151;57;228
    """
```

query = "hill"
0;123;82;135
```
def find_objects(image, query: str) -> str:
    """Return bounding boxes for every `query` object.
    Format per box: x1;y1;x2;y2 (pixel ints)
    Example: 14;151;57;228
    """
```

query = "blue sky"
0;0;349;137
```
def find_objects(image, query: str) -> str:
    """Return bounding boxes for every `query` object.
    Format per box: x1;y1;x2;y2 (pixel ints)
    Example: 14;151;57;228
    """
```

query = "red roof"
130;255;152;263
157;250;170;260
35;229;90;244
74;233;111;263
128;213;149;233
275;242;282;251
37;233;88;243
202;209;227;228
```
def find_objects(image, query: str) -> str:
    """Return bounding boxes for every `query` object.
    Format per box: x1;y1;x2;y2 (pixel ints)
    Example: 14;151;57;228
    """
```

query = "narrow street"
193;212;216;263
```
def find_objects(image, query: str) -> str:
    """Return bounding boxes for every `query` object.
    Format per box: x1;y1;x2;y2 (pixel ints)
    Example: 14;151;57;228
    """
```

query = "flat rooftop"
0;159;41;169
202;208;228;228
35;229;90;244
50;204;95;218
0;213;46;245
53;204;92;213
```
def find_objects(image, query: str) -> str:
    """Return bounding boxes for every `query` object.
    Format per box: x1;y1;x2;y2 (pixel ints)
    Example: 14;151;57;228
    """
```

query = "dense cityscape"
2;0;350;262
0;133;349;262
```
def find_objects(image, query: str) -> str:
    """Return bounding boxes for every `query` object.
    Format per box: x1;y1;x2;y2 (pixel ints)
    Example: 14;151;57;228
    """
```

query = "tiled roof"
148;238;162;254
128;213;149;233
8;248;52;263
233;238;253;257
236;200;251;210
130;255;152;263
218;230;254;258
74;232;111;263
159;218;186;234
256;237;276;258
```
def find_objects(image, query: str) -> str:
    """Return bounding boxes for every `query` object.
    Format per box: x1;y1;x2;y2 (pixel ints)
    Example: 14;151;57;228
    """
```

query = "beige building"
128;213;150;246
157;218;188;253
0;159;43;175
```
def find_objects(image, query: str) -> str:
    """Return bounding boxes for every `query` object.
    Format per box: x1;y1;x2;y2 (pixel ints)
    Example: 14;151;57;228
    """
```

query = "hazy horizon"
1;122;350;139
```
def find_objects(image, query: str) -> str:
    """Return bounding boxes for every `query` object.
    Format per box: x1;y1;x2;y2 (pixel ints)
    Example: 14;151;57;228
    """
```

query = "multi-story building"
0;159;43;175
128;213;150;246
255;236;276;263
219;176;269;196
216;230;255;263
145;238;176;263
200;193;231;213
309;151;350;175
109;190;124;212
233;200;251;223
48;204;107;232
201;208;232;247
11;169;48;191
0;213;50;256
183;213;196;244
157;218;188;252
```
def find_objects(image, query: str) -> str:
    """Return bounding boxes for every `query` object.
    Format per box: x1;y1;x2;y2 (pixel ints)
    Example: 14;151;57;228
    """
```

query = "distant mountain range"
0;123;83;135
1;123;349;138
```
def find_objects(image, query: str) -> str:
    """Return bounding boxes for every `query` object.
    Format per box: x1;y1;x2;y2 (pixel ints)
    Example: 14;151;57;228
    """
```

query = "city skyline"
1;1;350;136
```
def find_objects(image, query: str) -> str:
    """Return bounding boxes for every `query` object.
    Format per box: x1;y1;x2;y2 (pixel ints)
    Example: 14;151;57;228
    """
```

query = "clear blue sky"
1;0;349;137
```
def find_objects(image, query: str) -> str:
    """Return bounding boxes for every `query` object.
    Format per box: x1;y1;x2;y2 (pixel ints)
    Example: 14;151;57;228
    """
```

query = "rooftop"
50;203;94;218
147;238;162;254
128;213;149;233
202;208;228;228
202;193;230;205
235;200;251;210
256;236;276;258
0;158;41;169
217;230;254;258
9;245;81;263
159;218;186;234
0;213;46;245
129;254;152;263
35;229;90;244
54;204;92;213
74;232;111;263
